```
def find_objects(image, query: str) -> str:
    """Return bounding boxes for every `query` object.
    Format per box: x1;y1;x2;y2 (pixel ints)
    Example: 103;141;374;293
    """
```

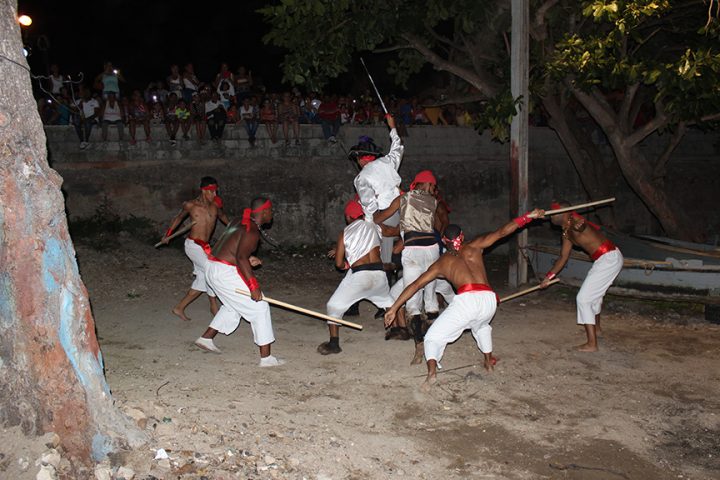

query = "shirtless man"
385;210;542;390
318;199;394;354
162;176;229;321
194;198;284;366
539;201;623;352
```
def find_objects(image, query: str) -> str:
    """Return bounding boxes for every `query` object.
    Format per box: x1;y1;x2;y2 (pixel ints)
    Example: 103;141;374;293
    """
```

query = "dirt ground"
4;235;720;479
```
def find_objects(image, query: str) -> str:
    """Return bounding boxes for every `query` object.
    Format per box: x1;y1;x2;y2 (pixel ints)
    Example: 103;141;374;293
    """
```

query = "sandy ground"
3;234;720;479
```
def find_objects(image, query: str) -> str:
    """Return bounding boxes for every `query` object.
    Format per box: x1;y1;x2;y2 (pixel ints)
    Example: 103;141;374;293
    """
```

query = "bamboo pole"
235;289;363;330
154;221;196;248
499;278;560;303
541;198;615;217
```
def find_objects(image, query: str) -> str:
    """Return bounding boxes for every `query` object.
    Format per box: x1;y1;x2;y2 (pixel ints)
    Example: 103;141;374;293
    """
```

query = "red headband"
359;155;376;162
410;170;437;190
201;184;218;191
241;200;273;231
551;202;600;230
550;202;562;210
344;199;364;220
442;232;464;251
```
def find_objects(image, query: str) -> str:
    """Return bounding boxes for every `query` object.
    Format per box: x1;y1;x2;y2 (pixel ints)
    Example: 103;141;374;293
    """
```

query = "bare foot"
575;342;598;352
484;355;497;372
172;307;191;322
595;326;603;337
410;343;424;365
420;374;437;392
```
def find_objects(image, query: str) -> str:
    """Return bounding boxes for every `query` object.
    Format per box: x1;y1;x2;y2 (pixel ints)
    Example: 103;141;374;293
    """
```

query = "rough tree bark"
0;0;145;465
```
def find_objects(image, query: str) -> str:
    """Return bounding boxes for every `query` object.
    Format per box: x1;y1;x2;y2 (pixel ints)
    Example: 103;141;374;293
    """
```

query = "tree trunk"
0;0;145;464
542;93;619;227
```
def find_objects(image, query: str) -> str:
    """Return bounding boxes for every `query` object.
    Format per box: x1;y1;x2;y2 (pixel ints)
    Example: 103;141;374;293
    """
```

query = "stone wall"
46;123;720;246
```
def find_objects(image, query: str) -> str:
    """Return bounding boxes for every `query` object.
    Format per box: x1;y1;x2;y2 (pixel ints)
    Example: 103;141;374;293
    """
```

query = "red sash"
590;240;617;261
207;255;255;290
188;237;212;255
457;283;499;303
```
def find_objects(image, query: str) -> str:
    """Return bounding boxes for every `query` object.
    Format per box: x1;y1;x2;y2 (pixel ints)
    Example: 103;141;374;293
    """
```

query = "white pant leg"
326;270;393;324
424;291;497;361
576;250;623;325
401;247;437;316
184;239;216;296
380;211;400;264
209;304;241;335
435;279;456;304
205;262;275;345
390;277;404;301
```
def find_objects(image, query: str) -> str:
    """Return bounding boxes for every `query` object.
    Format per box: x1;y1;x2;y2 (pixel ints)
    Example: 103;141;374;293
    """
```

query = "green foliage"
474;90;521;143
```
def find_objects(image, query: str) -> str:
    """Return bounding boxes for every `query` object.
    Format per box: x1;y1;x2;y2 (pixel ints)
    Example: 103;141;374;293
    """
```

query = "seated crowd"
38;61;478;149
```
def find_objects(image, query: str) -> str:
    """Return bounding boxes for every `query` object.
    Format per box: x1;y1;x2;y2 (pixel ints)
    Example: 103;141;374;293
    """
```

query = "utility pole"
509;0;529;287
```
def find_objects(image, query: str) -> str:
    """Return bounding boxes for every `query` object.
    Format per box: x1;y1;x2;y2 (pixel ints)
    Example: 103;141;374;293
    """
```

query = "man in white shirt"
350;114;404;265
73;88;100;149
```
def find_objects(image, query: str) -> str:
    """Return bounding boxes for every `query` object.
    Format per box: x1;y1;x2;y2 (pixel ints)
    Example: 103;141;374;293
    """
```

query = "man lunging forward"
194;198;284;367
162;176;229;321
539;201;623;352
385;210;542;390
318;199;394;354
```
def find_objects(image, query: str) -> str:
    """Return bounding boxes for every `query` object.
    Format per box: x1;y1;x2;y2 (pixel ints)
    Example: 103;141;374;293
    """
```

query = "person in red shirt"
318;94;341;143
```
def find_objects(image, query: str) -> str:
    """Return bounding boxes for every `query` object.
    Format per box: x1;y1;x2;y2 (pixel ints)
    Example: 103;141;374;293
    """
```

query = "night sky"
18;0;288;92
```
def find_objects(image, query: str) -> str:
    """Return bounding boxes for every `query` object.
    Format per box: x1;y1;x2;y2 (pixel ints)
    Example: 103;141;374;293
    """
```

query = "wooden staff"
499;278;560;303
154;221;196;248
542;198;616;217
234;289;363;330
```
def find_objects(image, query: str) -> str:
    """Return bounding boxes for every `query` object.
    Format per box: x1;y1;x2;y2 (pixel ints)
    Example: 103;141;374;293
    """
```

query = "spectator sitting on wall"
165;92;181;146
150;100;165;127
423;98;448;126
214;62;234;89
74;86;100;149
260;97;278;144
182;63;201;103
176;98;192;140
217;78;235;110
240;96;259;146
278;91;301;146
206;91;227;142
191;90;208;143
100;91;126;142
234;65;253;101
48;63;65;95
95;61;124;99
318;94;340;143
167;64;184;101
226;103;239;124
128;90;151;144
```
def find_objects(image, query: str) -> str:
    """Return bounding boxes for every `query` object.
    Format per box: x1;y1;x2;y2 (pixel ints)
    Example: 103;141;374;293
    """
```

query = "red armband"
384;113;392;119
513;213;532;228
246;277;260;292
545;271;556;280
165;228;174;238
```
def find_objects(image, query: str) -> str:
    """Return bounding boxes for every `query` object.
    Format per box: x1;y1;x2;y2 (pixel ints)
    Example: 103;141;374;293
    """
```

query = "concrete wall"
46;123;720;246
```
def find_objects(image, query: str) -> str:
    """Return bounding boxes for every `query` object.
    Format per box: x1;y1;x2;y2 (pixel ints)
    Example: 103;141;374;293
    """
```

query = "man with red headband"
385;209;543;390
350;114;404;265
193;197;284;366
539;200;623;352
162;176;229;321
375;170;441;355
318;199;394;355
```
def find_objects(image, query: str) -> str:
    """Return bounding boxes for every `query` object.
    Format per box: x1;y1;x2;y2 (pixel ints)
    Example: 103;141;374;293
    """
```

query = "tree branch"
619;83;640;131
424;23;468;53
566;81;618;135
401;32;499;96
654;122;686;178
530;0;559;42
625;104;667;147
590;86;618;121
421;93;488;106
373;44;413;54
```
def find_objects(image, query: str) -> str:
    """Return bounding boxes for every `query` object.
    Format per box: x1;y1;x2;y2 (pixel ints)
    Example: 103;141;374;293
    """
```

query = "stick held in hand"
499;278;560;303
543;198;615;217
155;221;196;248
235;289;363;330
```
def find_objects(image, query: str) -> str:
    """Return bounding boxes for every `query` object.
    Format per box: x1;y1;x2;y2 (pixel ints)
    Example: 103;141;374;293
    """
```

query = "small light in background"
18;14;33;27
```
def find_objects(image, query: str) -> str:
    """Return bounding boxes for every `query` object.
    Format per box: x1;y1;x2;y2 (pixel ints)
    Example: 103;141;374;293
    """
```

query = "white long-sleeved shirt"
343;219;382;266
353;128;404;219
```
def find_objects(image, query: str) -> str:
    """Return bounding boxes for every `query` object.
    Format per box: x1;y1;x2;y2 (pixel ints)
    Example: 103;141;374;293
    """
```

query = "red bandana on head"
442;232;465;251
410;170;437;190
241;200;272;231
359;155;376;163
550;202;600;230
344;199;364;220
201;184;218;192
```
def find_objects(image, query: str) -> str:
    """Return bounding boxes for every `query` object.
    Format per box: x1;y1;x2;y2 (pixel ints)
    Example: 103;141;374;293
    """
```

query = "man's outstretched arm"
385;263;441;327
468;208;544;250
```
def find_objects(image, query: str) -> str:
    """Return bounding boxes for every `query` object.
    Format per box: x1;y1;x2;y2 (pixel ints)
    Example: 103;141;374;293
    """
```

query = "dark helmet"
348;135;382;162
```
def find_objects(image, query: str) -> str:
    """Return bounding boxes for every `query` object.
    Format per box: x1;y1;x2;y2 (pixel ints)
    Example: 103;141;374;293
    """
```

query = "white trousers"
184;239;215;297
576;249;623;325
398;246;440;315
204;261;275;346
435;279;455;304
326;269;393;325
424;291;497;362
380;211;400;264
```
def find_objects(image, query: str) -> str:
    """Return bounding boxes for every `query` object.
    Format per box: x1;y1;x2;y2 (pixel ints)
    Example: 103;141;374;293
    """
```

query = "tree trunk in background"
0;0;145;465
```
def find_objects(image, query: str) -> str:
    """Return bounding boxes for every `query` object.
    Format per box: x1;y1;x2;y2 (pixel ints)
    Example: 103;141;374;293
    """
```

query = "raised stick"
499;278;560;303
234;289;363;330
542;198;615;217
360;57;388;114
154;221;196;248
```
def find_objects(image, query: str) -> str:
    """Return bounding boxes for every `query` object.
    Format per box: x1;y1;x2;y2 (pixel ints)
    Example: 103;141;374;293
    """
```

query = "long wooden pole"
235;289;363;330
542;198;615;217
499;278;559;303
154;221;196;248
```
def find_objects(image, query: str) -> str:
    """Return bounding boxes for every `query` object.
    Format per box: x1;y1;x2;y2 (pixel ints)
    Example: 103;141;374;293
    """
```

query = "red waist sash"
590;240;617;261
207;255;255;289
457;283;499;303
188;237;212;255
207;255;235;267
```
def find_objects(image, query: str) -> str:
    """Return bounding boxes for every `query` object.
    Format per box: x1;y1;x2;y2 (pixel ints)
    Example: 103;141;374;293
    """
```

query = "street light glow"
18;14;32;27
